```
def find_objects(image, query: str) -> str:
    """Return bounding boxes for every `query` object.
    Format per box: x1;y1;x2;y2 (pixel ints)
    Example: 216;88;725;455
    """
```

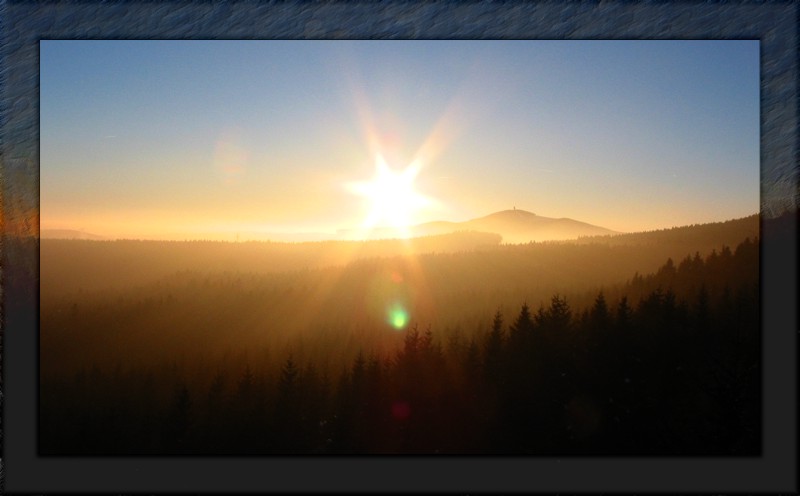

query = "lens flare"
345;155;433;236
213;128;248;185
387;303;409;330
391;401;411;420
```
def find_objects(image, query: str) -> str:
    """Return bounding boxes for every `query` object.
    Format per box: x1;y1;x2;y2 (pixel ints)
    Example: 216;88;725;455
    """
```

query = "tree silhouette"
484;310;505;385
163;383;192;452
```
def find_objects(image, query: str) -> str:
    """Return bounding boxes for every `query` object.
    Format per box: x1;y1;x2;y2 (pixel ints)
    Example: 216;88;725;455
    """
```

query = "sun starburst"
346;155;432;237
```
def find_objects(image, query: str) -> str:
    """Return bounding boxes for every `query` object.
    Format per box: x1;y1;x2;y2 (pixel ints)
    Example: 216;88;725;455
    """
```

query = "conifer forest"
39;217;760;455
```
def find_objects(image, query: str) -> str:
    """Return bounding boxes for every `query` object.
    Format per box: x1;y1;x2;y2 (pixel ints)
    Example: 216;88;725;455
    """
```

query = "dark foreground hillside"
39;237;759;455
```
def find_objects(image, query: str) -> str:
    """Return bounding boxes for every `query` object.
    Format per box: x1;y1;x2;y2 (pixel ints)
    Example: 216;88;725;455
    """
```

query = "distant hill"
40;229;105;240
412;209;619;243
44;210;616;244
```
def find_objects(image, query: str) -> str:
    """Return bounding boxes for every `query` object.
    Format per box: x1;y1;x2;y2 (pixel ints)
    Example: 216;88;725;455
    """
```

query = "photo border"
1;0;797;493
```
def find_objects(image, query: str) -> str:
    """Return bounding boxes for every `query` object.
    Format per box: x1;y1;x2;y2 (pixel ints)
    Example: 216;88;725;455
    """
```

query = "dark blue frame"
1;1;796;493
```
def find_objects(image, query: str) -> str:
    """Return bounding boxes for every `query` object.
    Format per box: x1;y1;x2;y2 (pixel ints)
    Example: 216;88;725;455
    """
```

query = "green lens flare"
388;305;409;329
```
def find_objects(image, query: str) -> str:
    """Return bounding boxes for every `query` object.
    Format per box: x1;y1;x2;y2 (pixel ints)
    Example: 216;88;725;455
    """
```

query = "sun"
347;155;432;235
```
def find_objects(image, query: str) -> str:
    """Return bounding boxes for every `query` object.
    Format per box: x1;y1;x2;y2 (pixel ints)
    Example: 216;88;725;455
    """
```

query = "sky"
40;40;760;241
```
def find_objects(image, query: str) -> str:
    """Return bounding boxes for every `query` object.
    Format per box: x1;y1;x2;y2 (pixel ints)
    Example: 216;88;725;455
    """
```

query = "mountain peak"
481;209;537;219
414;209;618;244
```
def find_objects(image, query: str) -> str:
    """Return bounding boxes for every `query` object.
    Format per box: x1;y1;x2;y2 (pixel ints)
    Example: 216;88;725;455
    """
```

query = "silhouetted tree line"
572;214;758;248
40;238;758;455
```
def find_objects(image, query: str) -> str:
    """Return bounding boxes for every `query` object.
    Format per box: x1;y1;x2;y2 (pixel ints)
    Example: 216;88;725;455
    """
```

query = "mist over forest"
39;213;760;455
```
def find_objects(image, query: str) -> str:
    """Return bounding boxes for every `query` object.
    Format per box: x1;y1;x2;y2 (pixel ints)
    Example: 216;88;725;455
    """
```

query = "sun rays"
345;154;434;238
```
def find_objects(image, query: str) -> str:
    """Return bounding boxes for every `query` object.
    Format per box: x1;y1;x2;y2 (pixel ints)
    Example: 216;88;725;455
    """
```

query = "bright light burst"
387;302;409;330
346;155;432;236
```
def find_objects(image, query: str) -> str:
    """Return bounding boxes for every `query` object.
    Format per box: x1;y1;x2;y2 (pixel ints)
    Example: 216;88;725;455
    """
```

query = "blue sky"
40;40;759;240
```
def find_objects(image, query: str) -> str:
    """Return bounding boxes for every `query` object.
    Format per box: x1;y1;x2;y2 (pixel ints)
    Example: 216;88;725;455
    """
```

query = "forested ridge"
41;225;759;377
40;214;757;300
40;231;502;300
40;235;759;455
